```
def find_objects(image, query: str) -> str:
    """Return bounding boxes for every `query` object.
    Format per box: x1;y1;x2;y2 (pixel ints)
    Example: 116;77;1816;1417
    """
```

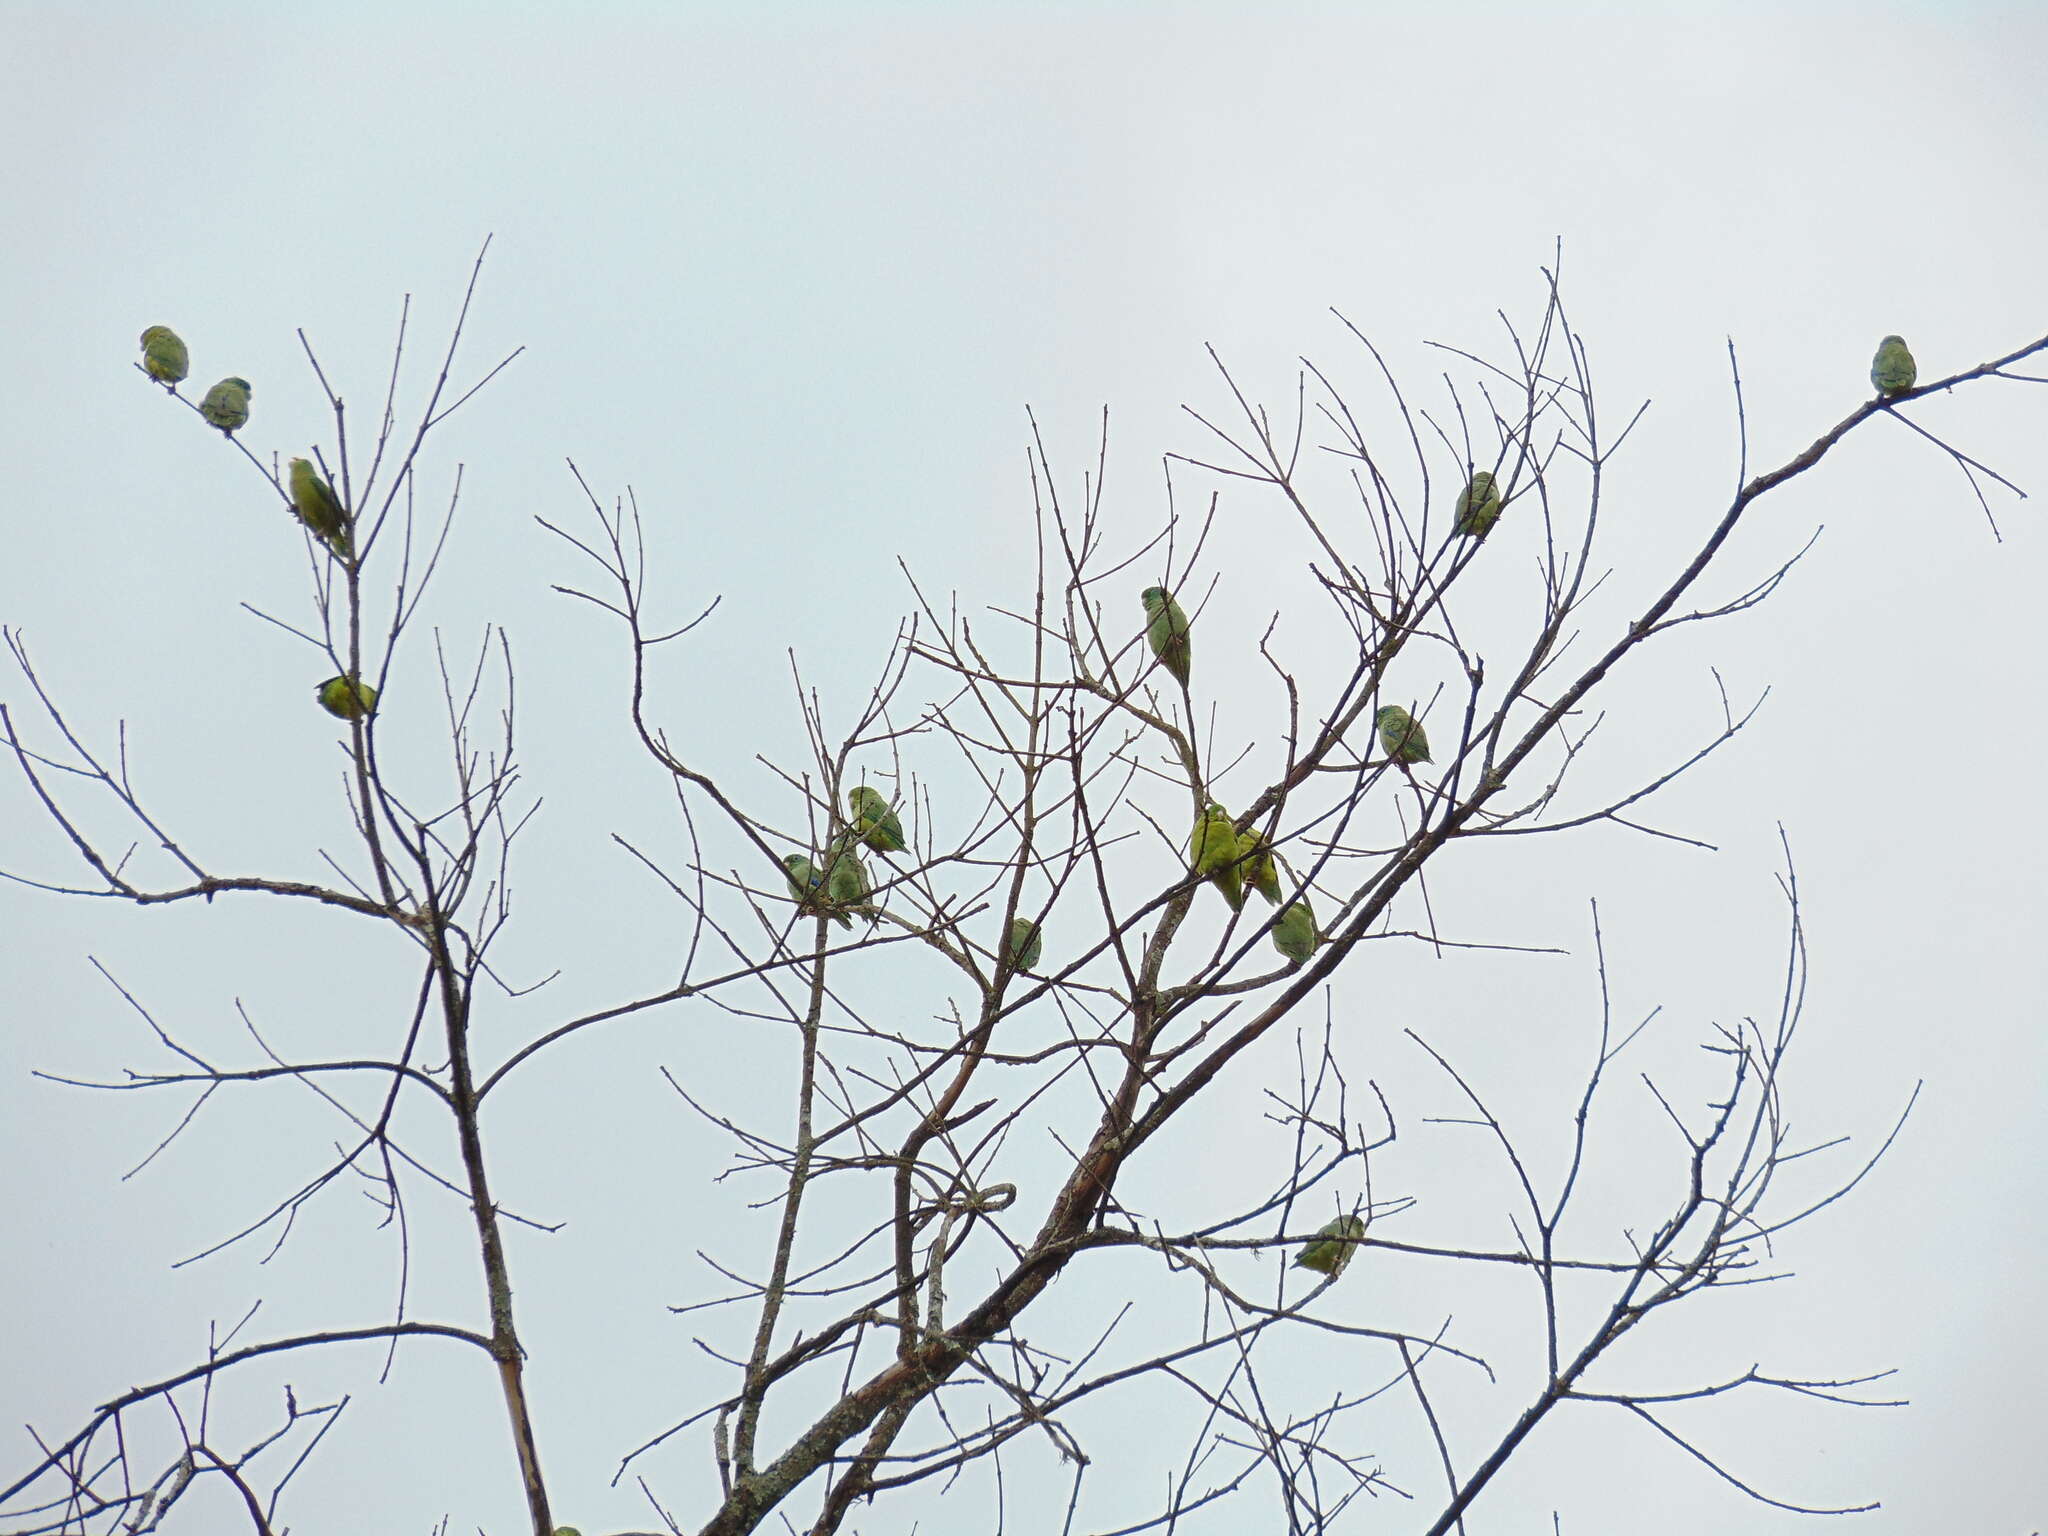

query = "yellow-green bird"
1006;916;1043;972
1236;828;1281;906
1272;897;1318;963
197;376;251;434
1453;470;1502;538
1293;1213;1366;1277
847;785;906;853
288;456;352;557
1871;335;1916;398
1141;586;1192;688
783;853;852;929
315;674;377;721
1375;704;1432;765
1190;801;1244;910
139;326;188;387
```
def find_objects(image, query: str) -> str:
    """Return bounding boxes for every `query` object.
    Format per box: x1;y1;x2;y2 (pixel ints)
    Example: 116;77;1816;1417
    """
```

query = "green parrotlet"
847;785;906;853
824;834;874;920
139;326;188;387
1375;704;1432;765
288;457;352;557
1142;586;1192;688
1454;470;1502;538
1006;916;1043;972
1870;335;1916;398
1272;897;1318;963
197;376;251;434
1294;1213;1367;1277
315;674;378;721
1236;828;1281;905
1190;801;1244;910
782;854;852;929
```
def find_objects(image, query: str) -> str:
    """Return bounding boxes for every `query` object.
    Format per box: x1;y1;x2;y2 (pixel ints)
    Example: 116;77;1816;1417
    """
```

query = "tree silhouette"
4;245;2040;1536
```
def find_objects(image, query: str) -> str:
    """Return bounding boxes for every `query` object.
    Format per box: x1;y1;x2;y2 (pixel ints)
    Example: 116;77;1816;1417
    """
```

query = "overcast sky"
2;5;2044;1536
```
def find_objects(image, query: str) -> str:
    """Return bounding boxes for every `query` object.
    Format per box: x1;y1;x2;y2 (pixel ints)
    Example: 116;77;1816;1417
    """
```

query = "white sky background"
2;4;2044;1534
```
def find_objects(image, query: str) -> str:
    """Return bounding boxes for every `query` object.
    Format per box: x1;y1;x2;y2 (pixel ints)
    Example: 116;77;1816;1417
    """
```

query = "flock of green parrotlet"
142;318;1921;1122
1146;581;1438;973
766;333;1923;1002
139;325;376;725
779;789;1052;969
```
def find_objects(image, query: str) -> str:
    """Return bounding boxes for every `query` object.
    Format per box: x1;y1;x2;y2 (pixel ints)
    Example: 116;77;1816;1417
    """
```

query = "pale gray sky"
3;5;2044;1535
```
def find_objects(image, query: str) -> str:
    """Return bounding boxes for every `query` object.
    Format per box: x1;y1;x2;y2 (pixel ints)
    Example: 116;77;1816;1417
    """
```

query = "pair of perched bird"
140;325;252;435
782;788;896;928
781;840;873;929
1135;482;1504;696
780;789;1049;971
1187;803;1320;963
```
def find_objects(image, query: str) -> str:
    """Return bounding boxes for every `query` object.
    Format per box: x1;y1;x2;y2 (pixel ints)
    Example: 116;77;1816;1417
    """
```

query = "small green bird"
1236;828;1281;906
197;376;252;434
288;456;352;557
1375;704;1432;765
315;674;378;721
1453;470;1503;538
824;834;874;920
1272;897;1318;963
1871;335;1917;398
847;785;906;853
1141;586;1192;688
1293;1213;1367;1277
1190;801;1244;910
783;853;852;929
139;326;188;387
1006;916;1043;972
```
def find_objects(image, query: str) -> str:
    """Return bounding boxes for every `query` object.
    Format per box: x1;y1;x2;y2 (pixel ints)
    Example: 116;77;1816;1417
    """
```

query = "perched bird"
315;674;378;721
1190;801;1244;910
1375;704;1432;765
1006;916;1043;973
1272;897;1318;963
288;456;352;556
847;785;906;853
824;835;874;919
1236;828;1282;906
139;326;188;387
1141;586;1192;688
1453;469;1503;538
782;853;852;929
197;376;252;434
1294;1213;1367;1278
1871;335;1917;398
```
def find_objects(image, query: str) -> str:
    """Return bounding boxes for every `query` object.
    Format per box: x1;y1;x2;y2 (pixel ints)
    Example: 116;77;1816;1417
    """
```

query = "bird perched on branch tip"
139;326;188;387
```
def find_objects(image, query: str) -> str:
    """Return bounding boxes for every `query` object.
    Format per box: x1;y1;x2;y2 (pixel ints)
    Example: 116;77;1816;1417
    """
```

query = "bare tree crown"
6;248;2041;1536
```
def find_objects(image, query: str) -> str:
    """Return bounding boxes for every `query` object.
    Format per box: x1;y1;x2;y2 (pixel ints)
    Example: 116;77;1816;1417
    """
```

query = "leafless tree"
4;244;2041;1536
